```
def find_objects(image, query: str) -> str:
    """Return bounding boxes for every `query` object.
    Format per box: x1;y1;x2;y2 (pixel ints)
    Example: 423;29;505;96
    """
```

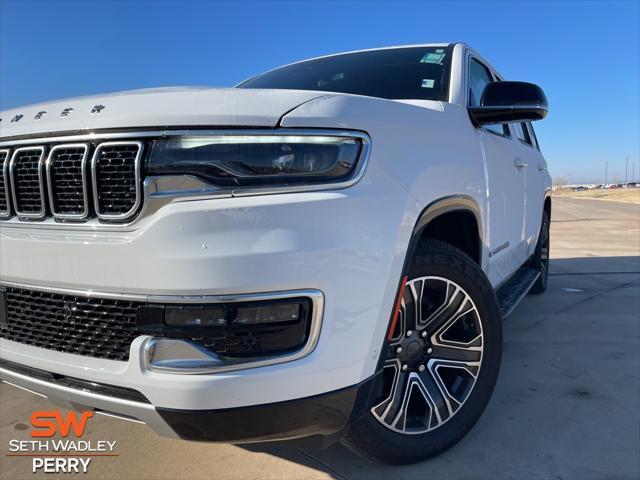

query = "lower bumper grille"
0;287;143;361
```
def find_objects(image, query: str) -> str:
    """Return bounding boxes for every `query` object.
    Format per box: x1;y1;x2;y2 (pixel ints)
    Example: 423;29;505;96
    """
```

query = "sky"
1;0;638;184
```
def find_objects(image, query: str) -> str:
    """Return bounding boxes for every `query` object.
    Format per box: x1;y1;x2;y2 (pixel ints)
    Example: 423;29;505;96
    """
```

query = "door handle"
537;163;547;172
514;158;528;168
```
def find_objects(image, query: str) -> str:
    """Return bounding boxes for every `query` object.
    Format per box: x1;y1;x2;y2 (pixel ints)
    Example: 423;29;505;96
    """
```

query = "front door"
468;57;526;286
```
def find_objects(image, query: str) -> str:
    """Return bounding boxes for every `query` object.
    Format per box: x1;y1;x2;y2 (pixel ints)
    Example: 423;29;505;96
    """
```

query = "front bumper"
0;357;380;447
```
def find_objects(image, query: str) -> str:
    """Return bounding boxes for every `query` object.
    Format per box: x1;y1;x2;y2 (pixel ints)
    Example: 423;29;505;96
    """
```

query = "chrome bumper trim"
0;367;179;438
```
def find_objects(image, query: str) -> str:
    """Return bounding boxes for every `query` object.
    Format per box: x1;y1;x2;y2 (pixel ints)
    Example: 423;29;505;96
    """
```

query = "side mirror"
469;81;548;125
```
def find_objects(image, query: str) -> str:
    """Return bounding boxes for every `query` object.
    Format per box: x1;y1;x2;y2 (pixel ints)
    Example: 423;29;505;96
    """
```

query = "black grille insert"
10;148;45;217
93;142;142;219
0;150;9;218
48;144;88;218
0;287;144;361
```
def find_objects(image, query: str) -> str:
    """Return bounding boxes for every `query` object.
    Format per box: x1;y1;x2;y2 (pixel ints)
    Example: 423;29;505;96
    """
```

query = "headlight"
146;134;364;187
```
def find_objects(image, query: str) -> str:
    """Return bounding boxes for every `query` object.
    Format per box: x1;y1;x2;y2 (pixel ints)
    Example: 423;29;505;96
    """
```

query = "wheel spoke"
429;359;479;406
372;366;446;433
432;300;477;345
371;360;409;425
405;279;424;332
421;283;467;333
415;369;455;425
430;344;481;363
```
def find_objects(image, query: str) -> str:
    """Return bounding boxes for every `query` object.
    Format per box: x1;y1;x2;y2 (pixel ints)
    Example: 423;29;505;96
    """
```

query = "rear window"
238;46;452;101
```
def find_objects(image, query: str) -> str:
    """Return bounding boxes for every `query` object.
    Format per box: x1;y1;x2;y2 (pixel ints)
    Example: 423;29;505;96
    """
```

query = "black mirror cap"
469;81;548;125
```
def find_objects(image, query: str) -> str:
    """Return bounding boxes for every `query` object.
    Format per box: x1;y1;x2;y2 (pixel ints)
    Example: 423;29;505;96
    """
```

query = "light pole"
605;161;608;186
625;156;629;184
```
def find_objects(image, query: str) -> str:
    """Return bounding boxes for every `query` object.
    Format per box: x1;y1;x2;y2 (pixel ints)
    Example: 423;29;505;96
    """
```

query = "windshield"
238;46;452;101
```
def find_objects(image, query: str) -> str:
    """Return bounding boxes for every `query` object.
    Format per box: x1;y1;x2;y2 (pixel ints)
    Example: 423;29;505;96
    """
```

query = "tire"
528;210;550;295
342;239;502;465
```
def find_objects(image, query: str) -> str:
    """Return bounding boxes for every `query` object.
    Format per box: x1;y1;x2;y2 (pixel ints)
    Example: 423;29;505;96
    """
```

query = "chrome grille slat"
92;141;143;220
0;150;10;219
46;143;89;220
0;139;143;224
9;147;46;219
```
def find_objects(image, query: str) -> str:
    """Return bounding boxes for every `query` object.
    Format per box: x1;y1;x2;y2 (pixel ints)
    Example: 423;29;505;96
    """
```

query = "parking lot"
1;196;639;480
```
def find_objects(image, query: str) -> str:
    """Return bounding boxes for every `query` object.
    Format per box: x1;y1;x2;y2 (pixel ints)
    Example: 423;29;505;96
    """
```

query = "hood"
0;87;327;139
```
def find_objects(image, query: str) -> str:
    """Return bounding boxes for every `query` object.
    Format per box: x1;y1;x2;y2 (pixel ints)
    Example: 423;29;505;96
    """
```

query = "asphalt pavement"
1;196;639;480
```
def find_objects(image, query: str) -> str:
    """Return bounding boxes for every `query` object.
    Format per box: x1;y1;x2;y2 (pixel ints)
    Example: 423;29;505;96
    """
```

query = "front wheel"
342;240;502;465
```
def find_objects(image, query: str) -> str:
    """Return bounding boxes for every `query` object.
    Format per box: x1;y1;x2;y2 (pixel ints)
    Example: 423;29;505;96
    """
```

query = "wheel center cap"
406;341;422;359
397;337;426;367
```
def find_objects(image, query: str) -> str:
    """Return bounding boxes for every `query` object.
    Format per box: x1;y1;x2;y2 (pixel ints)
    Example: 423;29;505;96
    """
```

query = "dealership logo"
31;411;93;438
6;410;118;474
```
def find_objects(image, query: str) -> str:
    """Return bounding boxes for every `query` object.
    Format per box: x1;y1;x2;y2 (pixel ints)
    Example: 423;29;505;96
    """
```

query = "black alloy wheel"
343;240;502;465
529;210;550;295
371;275;484;434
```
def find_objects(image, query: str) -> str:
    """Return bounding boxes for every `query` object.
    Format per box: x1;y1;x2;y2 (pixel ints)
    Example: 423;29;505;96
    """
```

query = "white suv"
0;43;551;465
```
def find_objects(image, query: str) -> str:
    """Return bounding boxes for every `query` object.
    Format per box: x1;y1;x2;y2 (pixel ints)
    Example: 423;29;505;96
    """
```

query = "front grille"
47;144;88;218
1;287;144;361
0;150;9;218
10;148;45;217
0;139;143;223
93;142;142;219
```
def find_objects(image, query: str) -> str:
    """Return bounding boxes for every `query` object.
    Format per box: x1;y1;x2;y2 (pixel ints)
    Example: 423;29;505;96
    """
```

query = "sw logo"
19;410;100;473
30;410;94;438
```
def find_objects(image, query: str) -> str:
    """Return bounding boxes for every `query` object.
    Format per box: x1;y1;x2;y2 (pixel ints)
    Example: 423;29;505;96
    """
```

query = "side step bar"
496;266;540;319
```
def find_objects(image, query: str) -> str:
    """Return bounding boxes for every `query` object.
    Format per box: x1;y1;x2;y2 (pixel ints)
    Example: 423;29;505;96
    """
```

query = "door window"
468;58;509;136
512;122;532;145
526;122;540;150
